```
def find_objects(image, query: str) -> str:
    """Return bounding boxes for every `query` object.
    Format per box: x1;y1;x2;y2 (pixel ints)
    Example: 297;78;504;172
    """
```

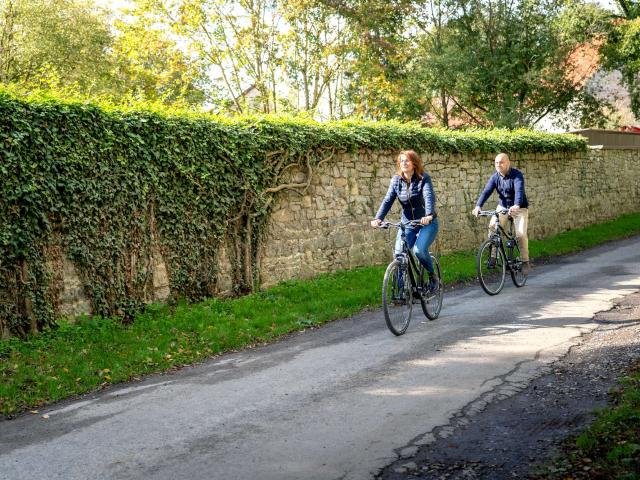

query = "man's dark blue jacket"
375;173;437;222
476;168;529;209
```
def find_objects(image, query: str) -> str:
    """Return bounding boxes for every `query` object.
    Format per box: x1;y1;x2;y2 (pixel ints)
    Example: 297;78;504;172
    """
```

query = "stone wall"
56;147;640;315
256;147;640;287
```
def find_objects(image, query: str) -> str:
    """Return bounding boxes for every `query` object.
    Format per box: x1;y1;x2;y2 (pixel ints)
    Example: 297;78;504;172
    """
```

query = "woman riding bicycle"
370;150;439;290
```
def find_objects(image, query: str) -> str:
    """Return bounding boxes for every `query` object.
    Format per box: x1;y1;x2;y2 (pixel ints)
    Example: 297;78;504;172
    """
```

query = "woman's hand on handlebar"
420;215;433;225
371;219;383;228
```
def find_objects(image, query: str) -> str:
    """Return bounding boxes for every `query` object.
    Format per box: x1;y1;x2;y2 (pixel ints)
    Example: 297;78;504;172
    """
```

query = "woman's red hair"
396;150;424;178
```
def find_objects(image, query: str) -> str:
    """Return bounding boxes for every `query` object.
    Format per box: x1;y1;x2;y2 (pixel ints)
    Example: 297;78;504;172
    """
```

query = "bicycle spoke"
477;239;506;295
509;242;527;287
421;256;443;320
383;259;413;335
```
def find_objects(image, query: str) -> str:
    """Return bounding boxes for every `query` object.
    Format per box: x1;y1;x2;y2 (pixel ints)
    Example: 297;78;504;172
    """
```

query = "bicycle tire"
420;255;443;320
382;259;413;335
477;239;506;295
508;241;527;287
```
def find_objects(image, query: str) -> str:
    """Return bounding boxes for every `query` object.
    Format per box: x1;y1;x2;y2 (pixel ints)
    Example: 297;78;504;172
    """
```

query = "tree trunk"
19;258;37;334
244;215;254;293
0;0;16;83
441;87;449;128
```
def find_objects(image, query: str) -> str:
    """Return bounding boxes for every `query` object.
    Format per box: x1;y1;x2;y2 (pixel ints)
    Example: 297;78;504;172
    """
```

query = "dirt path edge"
377;291;640;480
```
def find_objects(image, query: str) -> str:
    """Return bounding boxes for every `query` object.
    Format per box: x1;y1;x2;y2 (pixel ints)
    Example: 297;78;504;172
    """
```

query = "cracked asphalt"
1;236;639;480
377;291;640;480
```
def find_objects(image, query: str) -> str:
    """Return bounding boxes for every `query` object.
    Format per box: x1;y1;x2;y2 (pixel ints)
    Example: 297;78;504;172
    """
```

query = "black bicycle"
377;220;443;335
476;209;527;295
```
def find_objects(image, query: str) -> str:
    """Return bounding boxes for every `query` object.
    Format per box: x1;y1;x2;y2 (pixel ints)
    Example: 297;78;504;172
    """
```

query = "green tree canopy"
601;1;640;119
410;0;612;128
0;0;627;125
0;0;113;93
108;16;208;107
0;0;207;107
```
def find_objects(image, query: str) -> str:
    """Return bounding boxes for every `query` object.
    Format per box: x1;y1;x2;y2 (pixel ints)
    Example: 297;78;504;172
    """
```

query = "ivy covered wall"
0;92;587;336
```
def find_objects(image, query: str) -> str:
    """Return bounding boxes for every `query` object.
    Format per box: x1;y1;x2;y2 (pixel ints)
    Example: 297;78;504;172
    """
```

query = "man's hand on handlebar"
508;205;520;216
472;206;481;217
371;219;383;228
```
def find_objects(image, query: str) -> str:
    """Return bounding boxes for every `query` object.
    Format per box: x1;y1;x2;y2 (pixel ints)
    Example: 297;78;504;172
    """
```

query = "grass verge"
534;362;640;479
1;212;640;417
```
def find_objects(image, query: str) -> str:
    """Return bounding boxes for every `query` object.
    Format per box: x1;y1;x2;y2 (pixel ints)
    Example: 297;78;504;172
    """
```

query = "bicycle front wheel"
508;242;527;288
382;259;413;335
477;239;506;295
421;255;443;320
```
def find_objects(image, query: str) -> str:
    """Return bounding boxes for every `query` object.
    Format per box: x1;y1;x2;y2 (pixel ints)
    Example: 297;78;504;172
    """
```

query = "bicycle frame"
382;220;428;295
395;224;423;293
378;219;444;332
487;211;520;272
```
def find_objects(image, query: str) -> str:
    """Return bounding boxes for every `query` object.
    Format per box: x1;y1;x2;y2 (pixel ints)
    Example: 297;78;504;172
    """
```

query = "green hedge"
0;90;587;336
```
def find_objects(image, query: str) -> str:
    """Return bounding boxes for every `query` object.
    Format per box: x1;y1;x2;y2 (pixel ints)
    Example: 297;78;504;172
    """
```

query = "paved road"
2;237;639;480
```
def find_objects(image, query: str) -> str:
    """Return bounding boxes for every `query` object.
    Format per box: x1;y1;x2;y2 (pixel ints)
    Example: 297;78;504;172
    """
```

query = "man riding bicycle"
472;153;530;275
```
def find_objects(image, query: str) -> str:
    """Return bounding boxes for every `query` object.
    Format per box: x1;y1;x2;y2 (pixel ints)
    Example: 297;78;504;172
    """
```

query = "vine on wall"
0;91;587;336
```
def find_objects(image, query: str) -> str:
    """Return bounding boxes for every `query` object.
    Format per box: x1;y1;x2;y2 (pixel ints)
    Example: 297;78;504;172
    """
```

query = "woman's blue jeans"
394;219;439;274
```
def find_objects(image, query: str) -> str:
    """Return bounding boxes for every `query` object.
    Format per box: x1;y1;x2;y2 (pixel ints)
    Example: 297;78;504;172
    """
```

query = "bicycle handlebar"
477;208;510;217
377;220;423;229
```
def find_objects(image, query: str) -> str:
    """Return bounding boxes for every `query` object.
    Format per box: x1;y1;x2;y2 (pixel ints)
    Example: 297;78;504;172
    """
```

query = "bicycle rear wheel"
477;239;506;295
420;255;443;320
382;259;413;335
508;242;527;287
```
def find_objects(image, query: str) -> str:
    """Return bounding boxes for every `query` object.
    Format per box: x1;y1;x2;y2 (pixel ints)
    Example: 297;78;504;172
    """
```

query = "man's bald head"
495;153;511;176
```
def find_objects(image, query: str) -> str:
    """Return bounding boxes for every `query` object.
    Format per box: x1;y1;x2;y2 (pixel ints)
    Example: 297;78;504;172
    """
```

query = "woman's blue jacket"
374;173;437;223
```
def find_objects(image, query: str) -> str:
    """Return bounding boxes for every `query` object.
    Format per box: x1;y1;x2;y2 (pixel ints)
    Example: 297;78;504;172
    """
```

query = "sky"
596;0;619;11
94;0;131;12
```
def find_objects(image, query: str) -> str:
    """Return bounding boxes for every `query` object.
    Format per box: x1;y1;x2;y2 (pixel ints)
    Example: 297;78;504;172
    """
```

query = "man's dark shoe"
487;257;497;268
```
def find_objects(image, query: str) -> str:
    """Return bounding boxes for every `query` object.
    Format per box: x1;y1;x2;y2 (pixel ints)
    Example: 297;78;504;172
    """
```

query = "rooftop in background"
569;128;640;149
